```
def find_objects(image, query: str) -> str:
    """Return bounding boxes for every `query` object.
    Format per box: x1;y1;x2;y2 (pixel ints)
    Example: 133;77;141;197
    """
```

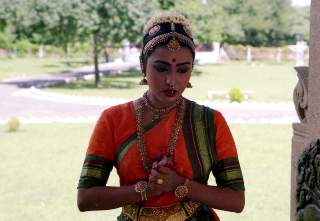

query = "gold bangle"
174;178;189;198
134;181;148;201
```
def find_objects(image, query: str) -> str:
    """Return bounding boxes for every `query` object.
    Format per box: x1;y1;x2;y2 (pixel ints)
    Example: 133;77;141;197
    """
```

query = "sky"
291;0;311;6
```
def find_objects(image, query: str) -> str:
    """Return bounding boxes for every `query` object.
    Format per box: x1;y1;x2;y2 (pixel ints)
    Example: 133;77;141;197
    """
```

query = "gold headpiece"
143;12;193;38
167;37;181;51
140;12;195;74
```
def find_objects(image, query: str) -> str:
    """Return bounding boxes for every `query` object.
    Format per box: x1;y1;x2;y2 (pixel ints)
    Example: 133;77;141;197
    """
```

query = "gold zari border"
122;200;201;221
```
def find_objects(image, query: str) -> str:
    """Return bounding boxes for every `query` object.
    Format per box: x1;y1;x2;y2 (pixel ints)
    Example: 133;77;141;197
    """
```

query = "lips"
163;89;177;97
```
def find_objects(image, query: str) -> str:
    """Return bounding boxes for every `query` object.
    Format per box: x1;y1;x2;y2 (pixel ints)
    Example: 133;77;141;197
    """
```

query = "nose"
165;71;177;88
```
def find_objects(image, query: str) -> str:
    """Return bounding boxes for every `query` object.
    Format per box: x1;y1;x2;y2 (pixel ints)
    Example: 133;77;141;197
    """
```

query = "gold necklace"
135;95;185;172
142;92;181;121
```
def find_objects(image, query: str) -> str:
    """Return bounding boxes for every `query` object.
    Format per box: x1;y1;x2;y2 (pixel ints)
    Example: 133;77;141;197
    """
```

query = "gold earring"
139;77;148;85
187;82;193;88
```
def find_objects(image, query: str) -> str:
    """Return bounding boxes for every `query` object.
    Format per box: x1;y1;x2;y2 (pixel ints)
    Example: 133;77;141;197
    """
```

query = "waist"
121;200;201;221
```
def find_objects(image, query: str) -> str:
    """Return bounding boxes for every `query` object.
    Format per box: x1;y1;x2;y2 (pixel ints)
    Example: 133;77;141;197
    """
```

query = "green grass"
0;123;291;221
44;61;297;102
0;57;91;80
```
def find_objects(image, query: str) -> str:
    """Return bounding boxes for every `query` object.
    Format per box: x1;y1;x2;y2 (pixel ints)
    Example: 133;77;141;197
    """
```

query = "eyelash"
153;66;189;74
154;66;168;72
177;68;188;74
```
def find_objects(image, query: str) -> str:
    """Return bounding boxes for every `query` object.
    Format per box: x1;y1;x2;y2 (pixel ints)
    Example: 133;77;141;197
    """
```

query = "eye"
153;65;168;73
177;67;189;74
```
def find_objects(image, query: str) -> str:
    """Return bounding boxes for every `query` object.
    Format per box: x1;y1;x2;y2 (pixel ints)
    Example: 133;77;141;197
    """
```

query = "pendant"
152;114;161;122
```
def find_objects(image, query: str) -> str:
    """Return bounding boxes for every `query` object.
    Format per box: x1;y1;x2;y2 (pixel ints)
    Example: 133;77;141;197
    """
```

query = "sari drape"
78;99;245;220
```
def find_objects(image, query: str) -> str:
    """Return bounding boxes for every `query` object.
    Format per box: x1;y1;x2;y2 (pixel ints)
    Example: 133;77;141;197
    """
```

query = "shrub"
14;39;38;57
228;88;243;103
6;117;20;132
0;29;14;51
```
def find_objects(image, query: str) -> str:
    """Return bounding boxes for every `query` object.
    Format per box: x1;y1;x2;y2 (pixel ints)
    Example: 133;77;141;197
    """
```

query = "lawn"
0;123;292;221
44;61;297;102
0;57;91;80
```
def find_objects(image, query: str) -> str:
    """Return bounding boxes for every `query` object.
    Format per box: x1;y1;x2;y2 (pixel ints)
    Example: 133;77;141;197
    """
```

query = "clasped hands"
147;155;186;198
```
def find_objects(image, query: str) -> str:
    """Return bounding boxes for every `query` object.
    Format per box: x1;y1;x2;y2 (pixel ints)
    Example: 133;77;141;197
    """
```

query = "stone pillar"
307;0;320;139
291;67;309;221
291;1;320;220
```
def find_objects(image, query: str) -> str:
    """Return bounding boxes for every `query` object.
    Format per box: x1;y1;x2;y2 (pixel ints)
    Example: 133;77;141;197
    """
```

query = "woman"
77;13;245;221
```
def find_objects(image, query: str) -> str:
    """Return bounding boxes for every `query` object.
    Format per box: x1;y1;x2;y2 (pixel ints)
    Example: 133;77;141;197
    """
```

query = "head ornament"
140;13;195;74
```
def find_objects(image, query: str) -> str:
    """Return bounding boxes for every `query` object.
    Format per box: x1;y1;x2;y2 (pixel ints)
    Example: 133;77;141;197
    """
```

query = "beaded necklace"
142;92;180;121
135;95;185;172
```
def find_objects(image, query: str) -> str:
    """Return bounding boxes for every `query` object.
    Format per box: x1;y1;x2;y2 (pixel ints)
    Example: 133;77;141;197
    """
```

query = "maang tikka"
167;37;181;51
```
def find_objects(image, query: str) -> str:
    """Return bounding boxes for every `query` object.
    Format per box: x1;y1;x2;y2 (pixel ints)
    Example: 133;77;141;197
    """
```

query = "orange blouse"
78;99;244;209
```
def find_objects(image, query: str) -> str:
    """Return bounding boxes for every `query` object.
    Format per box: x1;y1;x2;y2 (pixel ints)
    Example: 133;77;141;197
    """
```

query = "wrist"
174;178;190;198
134;181;148;201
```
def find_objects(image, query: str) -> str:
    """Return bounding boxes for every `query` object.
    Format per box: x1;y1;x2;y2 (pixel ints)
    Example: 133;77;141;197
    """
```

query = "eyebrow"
154;60;191;66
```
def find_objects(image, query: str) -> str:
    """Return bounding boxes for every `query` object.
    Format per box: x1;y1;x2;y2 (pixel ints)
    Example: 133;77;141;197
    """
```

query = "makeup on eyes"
153;60;191;74
153;60;191;66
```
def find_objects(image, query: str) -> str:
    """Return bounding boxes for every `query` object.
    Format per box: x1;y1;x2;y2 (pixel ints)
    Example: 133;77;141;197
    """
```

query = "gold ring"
156;178;164;185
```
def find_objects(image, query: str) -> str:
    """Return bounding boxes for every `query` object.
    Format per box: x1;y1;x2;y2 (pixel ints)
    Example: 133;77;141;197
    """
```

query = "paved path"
0;62;299;124
0;84;299;124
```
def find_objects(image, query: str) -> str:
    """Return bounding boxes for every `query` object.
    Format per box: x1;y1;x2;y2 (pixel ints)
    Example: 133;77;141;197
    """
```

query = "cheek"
146;72;164;86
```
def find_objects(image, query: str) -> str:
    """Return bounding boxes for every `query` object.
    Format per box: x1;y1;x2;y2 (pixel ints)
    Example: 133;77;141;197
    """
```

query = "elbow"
77;201;87;212
77;189;89;212
234;203;244;213
77;197;87;212
234;193;245;213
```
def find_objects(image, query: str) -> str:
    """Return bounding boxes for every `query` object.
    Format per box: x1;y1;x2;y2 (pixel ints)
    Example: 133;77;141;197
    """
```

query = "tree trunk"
104;47;109;63
64;43;71;66
93;34;100;87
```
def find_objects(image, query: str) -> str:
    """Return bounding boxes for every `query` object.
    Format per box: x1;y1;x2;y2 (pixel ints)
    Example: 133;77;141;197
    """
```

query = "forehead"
147;46;193;63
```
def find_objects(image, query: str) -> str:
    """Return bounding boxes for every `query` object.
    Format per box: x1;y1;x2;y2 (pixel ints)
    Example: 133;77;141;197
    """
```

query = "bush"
6;117;20;132
0;29;14;51
228;88;243;103
14;39;38;57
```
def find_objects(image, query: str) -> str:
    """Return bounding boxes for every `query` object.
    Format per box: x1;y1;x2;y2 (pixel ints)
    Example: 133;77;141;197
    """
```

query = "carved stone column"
291;67;309;221
307;0;320;141
291;1;320;220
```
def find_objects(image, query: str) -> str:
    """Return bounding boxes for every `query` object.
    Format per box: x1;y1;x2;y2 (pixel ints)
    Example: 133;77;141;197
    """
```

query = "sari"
78;99;245;220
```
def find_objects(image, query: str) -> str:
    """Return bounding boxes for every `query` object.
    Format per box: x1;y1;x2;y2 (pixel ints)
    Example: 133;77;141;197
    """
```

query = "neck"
144;92;181;115
145;91;180;109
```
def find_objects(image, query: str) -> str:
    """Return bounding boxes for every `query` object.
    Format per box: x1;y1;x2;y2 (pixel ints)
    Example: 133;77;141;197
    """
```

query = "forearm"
77;185;141;211
186;180;245;213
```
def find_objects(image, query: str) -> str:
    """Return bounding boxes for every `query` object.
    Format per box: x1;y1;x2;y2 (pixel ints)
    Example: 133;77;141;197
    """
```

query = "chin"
160;94;181;105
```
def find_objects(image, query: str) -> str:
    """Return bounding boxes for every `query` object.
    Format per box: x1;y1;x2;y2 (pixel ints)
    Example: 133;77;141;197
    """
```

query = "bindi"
172;58;176;63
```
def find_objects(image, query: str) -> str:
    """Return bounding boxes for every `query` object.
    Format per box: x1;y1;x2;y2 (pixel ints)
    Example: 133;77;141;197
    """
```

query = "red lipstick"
163;90;176;97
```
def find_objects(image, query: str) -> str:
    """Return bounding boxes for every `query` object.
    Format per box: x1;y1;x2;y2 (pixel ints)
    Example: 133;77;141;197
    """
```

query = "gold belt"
122;200;201;221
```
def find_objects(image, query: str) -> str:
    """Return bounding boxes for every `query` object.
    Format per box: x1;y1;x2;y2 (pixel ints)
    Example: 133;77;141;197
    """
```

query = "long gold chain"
135;95;185;172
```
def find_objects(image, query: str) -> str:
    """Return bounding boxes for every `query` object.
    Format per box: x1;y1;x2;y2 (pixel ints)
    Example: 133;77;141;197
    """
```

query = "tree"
289;6;310;43
78;0;157;86
158;0;175;10
174;0;224;45
47;0;82;63
218;0;302;46
23;0;82;62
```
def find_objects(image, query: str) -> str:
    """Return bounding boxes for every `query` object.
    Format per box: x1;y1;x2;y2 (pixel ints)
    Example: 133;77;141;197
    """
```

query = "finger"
158;166;172;174
149;175;156;183
150;169;158;176
152;161;158;169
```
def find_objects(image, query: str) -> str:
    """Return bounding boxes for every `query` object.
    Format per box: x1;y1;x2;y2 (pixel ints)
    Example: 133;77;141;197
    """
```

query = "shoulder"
100;101;134;120
184;98;224;122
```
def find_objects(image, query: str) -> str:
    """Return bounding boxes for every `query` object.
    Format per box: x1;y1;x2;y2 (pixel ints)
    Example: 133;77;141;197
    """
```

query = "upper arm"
213;111;245;192
77;110;115;189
